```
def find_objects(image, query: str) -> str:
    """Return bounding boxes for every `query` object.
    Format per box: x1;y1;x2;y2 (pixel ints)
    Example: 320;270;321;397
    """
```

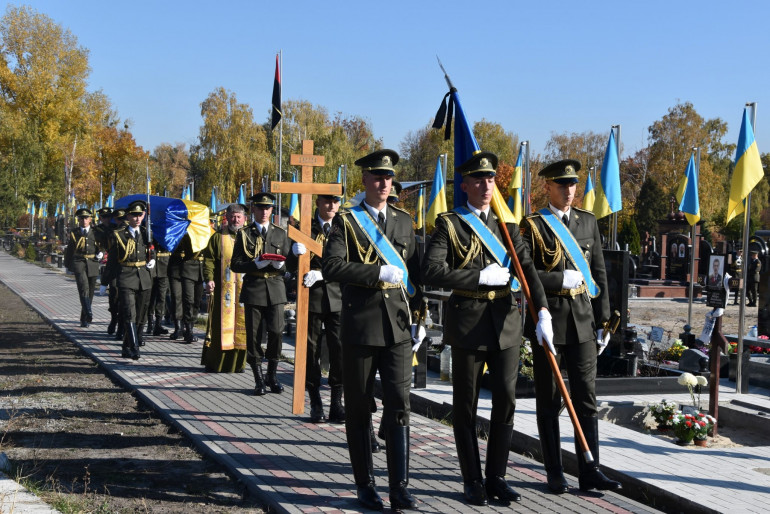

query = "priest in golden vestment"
201;203;248;372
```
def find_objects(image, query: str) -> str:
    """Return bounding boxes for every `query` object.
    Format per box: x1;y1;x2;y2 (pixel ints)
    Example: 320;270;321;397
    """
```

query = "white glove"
562;269;584;289
379;264;403;284
303;270;323;287
597;328;611;355
99;285;107;296
536;309;555;355
255;258;271;269
270;259;285;269
145;259;156;270
411;324;426;352
723;272;731;292
292;242;306;256
479;263;510;286
95;252;104;260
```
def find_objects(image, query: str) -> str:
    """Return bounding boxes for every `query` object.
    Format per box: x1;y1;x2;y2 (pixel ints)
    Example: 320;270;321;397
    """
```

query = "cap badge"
480;158;489;168
566;165;574;174
382;156;392;166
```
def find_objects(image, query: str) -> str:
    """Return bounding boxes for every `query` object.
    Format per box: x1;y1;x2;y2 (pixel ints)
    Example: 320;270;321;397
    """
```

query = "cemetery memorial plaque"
706;254;727;309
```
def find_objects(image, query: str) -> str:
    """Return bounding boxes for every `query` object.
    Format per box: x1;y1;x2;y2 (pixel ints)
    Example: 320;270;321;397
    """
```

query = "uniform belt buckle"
487;290;495;300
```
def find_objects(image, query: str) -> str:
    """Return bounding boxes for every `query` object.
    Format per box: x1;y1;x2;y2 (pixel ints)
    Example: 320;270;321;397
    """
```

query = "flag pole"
611;125;621;249
277;49;283;227
737;102;757;394
687;147;699;328
523;141;531;216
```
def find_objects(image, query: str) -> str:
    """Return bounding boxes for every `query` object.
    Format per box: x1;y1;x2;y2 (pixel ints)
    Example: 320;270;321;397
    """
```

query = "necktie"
562;214;569;226
378;211;386;231
261;226;267;238
323;222;330;236
480;212;488;225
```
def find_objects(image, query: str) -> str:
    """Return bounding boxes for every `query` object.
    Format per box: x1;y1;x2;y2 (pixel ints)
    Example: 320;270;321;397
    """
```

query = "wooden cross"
271;140;342;414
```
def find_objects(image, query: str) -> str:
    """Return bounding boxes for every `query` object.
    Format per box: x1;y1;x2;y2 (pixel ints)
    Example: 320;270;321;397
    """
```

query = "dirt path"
0;282;263;513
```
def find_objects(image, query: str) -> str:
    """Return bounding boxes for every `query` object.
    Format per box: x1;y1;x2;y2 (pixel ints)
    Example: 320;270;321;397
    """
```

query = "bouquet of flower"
693;412;716;440
664;339;687;361
678;372;708;408
672;412;699;443
519;339;534;380
648;399;679;429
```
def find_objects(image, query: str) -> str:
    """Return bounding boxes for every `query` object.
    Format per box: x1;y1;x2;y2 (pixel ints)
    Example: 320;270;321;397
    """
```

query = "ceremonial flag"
415;185;424;229
182;186;190;201
337;166;342;184
55;203;60;217
289;174;300;221
237;184;246;205
27;201;33;215
726;108;764;224
271;54;282;130
592;130;622;219
507;148;524;223
210;187;217;213
426;157;447;231
678;154;700;225
433;84;515;223
583;172;595;212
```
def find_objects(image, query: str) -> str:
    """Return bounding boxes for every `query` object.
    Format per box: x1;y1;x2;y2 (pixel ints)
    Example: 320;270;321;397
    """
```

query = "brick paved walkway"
0;251;709;513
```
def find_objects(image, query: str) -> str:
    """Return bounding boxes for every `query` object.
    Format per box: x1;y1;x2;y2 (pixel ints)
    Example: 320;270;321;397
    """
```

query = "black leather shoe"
254;384;267;396
463;479;488;506
389;484;416;510
486;475;521;502
107;318;117;335
356;483;383;511
80;320;89;328
547;471;569;494
308;388;325;423
579;469;621;491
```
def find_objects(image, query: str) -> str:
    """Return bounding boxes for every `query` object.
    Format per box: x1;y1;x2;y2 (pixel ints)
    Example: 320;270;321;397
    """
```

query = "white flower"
696;376;708;387
677;372;698;387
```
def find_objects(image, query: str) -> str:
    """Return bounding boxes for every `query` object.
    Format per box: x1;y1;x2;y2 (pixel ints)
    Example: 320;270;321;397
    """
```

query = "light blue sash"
537;208;599;297
454;206;521;292
349;205;416;297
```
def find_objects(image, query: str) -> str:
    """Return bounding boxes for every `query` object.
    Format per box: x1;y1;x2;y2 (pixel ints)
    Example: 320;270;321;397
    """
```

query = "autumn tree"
634;177;668;238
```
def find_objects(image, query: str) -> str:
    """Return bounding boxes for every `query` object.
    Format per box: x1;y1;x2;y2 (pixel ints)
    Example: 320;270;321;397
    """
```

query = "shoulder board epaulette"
269;223;286;234
572;206;596;217
389;204;411;215
438;211;454;218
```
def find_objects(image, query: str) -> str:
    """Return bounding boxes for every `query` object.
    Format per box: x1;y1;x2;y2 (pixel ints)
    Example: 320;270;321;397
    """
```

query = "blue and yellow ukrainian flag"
426;156;448;231
237;184;246;205
677;154;700;226
415;185;424;230
592;130;622;219
727;108;764;224
434;87;514;223
289;175;300;221
583;173;595;212
507;148;524;223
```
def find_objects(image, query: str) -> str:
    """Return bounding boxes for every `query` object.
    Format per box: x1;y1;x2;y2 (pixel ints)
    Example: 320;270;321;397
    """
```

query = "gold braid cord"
309;232;325;261
528;219;563;272
444;216;482;269
343;216;378;264
114;232;135;264
240;229;264;260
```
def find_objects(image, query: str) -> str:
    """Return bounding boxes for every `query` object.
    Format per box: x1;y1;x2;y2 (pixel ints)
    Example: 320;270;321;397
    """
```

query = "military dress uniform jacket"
422;210;547;350
748;258;762;285
106;226;153;291
308;215;342;314
64;228;101;277
322;204;422;347
521;207;609;345
92;224;112;249
169;236;206;282
230;223;297;306
100;225;124;285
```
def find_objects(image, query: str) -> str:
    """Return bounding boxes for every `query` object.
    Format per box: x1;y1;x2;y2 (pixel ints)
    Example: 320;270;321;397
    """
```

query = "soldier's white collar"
465;202;490;219
362;201;386;223
549;203;571;222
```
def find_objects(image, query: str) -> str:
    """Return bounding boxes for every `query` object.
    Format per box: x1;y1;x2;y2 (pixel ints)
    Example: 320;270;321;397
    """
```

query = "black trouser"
532;320;598;419
244;303;284;364
74;271;97;302
148;276;169;319
169;276;203;324
119;286;151;325
108;278;120;315
748;281;759;305
306;310;343;390
452;343;519;481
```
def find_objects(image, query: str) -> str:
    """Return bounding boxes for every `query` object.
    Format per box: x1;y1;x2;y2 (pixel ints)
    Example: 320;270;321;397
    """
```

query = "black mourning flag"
271;54;282;130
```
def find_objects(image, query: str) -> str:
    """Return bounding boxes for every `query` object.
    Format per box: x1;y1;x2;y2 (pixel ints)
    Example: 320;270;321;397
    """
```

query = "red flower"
685;421;692;427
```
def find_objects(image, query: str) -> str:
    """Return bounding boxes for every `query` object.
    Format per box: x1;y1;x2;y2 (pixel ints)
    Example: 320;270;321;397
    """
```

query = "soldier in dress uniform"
521;159;621;493
93;207;114;249
422;152;552;506
146;236;171;336
302;187;345;424
102;208;127;338
106;200;155;359
64;208;104;327
387;180;402;204
323;149;424;511
231;192;302;395
168;233;207;343
747;250;762;307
